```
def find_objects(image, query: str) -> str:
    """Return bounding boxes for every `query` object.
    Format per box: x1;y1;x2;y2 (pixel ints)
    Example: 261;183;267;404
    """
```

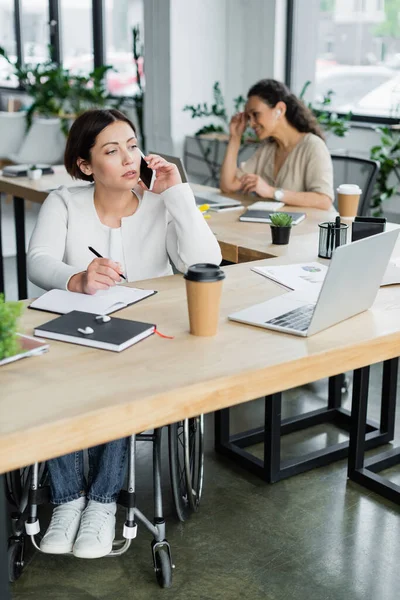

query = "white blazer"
27;182;222;291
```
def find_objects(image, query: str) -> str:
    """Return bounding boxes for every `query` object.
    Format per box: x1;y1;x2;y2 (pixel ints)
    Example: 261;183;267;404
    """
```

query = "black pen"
88;246;127;280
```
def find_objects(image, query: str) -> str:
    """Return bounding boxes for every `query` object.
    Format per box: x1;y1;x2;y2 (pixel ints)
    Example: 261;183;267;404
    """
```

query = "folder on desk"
34;311;155;352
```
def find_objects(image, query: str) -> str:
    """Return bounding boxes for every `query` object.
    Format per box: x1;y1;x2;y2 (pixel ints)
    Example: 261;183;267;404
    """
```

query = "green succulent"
0;294;24;361
269;213;293;227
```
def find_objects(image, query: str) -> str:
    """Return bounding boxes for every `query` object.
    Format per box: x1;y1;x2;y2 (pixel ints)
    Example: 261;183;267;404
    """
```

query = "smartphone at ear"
139;150;156;190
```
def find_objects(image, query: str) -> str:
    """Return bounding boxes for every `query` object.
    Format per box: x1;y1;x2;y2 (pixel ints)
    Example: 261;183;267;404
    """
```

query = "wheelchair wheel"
154;547;172;588
168;415;204;521
8;537;25;583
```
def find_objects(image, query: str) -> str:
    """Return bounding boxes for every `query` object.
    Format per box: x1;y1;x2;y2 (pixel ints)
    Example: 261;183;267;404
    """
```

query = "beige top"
238;133;334;201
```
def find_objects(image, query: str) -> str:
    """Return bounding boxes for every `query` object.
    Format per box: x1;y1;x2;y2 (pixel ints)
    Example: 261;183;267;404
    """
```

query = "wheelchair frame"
5;416;204;589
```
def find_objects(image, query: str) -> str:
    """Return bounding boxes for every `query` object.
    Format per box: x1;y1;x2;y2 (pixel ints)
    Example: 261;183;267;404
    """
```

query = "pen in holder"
318;216;348;259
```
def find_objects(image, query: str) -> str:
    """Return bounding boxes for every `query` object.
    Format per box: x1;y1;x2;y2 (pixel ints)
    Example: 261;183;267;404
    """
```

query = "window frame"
0;0;106;92
285;0;400;126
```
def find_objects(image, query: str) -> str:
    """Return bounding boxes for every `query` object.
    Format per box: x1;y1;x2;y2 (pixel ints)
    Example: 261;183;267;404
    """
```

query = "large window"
104;0;143;96
315;0;400;119
0;0;144;98
21;0;50;65
0;0;17;88
61;0;94;76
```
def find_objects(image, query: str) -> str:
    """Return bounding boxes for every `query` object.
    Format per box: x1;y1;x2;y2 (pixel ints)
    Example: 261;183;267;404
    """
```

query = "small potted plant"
27;164;43;180
0;294;23;363
269;212;293;245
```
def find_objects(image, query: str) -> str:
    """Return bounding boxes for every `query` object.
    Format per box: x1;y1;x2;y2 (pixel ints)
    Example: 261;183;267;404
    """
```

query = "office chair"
331;154;380;216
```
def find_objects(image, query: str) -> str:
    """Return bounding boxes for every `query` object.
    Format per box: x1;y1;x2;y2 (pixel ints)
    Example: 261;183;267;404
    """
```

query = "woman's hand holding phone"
138;154;182;194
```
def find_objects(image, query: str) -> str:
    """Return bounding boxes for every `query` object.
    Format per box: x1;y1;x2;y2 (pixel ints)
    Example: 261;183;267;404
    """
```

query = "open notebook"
29;286;157;315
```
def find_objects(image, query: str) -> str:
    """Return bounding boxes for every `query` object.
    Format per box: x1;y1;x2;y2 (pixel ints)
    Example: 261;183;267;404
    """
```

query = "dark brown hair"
64;109;137;181
247;79;325;140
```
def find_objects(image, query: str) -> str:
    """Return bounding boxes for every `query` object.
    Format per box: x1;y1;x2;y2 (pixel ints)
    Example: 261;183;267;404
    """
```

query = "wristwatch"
273;188;284;201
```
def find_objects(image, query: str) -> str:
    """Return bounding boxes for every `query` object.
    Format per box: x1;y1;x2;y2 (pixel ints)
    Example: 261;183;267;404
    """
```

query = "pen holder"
318;221;348;259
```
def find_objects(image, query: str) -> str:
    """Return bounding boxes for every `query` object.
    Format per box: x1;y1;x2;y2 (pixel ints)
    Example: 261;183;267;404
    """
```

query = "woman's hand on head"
139;154;182;194
68;258;122;295
229;112;247;139
240;174;274;198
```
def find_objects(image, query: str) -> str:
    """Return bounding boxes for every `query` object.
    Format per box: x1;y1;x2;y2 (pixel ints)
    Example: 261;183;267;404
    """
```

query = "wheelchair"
5;415;204;589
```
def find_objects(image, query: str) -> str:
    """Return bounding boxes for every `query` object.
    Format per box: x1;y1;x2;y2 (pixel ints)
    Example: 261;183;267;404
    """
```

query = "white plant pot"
27;168;43;180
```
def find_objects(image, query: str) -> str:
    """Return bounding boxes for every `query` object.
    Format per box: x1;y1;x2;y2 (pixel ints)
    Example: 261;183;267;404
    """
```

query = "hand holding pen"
67;248;126;295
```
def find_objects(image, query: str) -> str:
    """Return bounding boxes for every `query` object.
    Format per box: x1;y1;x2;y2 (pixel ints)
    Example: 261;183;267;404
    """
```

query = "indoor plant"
299;81;352;138
370;126;400;216
27;164;42;180
269;212;293;245
0;294;23;362
0;47;121;135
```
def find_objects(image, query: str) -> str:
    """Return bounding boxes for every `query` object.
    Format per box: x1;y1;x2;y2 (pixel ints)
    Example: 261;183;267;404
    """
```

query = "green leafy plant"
183;81;249;138
299;81;352;138
269;213;293;227
370;126;400;216
0;46;122;135
0;294;24;361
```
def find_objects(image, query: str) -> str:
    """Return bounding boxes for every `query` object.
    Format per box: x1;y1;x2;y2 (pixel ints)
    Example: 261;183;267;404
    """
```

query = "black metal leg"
328;374;343;409
214;408;230;452
348;366;370;475
263;394;282;483
0;195;4;295
13;197;27;300
1;475;11;599
215;364;392;483
348;358;400;505
380;358;398;440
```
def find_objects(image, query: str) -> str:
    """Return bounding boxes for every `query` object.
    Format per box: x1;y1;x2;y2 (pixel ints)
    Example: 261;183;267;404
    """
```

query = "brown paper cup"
337;193;361;218
185;279;223;336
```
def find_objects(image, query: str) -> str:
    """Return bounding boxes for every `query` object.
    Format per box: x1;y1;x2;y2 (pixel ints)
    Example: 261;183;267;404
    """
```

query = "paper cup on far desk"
184;263;225;336
337;184;362;218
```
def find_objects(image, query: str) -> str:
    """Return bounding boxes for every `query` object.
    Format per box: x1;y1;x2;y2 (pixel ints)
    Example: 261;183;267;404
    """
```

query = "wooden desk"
0;170;335;298
2;258;400;475
191;184;336;264
0;166;83;299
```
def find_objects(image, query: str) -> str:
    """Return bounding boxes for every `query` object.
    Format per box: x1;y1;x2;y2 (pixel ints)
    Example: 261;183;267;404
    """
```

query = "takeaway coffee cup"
337;184;362;218
184;263;226;336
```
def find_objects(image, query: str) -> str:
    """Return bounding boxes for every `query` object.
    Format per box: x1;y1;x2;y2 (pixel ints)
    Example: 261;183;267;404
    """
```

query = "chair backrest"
330;154;380;216
148;151;189;183
0;111;27;160
9;117;66;165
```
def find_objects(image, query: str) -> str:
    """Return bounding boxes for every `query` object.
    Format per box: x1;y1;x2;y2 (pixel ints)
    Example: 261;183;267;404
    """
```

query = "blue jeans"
47;438;129;505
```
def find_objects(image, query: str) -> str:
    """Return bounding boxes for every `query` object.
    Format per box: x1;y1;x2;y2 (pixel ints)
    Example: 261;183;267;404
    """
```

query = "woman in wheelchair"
26;108;221;559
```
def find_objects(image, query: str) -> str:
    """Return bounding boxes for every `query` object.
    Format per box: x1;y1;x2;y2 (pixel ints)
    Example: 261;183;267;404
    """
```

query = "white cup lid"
336;184;362;195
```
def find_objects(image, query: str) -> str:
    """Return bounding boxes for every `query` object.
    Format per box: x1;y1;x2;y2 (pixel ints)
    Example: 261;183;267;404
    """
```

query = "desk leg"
13;197;27;300
1;475;11;599
0;196;4;295
348;366;370;474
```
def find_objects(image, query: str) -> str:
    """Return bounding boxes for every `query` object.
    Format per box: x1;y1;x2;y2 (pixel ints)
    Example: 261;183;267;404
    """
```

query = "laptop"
149;151;242;210
229;229;399;337
148;152;189;183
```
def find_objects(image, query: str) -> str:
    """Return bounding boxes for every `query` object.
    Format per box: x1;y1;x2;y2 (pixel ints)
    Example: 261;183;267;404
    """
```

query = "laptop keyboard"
266;304;315;332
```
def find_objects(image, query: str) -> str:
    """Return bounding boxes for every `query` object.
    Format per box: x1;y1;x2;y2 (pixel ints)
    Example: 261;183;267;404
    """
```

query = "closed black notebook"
34;311;156;352
239;210;306;225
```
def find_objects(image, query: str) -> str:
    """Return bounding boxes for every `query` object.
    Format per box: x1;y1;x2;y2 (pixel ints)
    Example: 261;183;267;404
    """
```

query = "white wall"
144;0;287;157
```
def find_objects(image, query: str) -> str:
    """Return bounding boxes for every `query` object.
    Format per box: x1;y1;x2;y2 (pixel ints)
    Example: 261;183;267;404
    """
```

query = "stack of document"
252;262;328;291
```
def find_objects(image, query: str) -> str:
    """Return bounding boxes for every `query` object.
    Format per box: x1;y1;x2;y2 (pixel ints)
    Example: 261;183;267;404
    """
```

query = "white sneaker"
73;500;116;559
40;496;86;554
